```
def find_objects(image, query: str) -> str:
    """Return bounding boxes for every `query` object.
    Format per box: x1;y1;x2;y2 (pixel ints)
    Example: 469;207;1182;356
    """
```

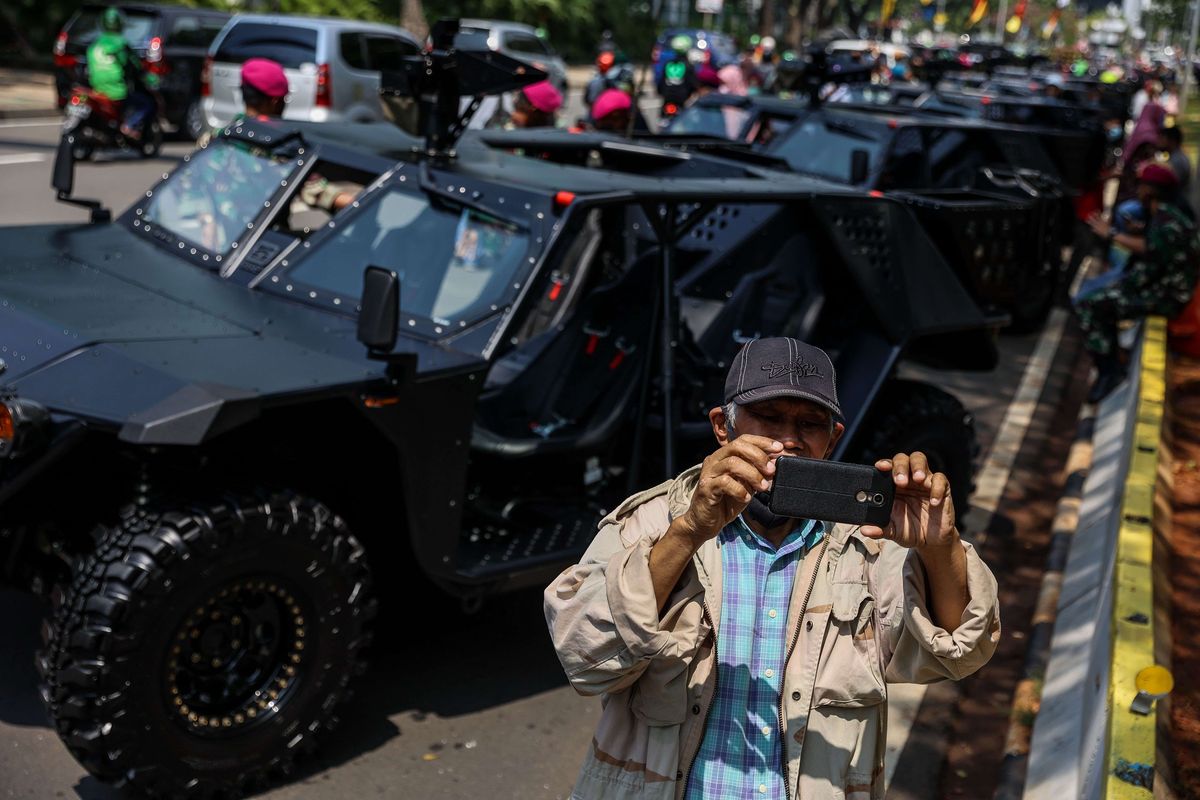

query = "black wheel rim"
165;578;307;736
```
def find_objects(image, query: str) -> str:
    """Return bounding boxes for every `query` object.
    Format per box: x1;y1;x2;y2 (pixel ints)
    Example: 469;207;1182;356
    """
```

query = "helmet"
101;7;125;33
669;34;693;54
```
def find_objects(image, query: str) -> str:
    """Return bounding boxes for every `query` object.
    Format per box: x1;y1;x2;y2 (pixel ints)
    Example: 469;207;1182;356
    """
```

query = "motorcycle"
62;85;163;161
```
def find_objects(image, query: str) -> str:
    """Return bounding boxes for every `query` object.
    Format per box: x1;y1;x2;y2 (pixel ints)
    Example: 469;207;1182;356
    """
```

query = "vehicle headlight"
0;395;50;459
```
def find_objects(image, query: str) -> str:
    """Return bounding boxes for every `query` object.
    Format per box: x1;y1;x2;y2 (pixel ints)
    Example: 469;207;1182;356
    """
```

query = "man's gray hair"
722;402;738;433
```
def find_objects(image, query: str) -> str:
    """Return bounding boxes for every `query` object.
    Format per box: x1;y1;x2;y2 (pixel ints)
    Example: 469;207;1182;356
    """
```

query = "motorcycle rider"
656;34;699;121
85;7;156;141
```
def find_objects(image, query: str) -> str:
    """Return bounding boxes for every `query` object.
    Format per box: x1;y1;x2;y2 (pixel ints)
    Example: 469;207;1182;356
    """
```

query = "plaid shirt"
684;515;825;800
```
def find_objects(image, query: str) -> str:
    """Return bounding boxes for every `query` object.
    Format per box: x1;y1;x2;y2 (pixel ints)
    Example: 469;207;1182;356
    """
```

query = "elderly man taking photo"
545;337;1000;800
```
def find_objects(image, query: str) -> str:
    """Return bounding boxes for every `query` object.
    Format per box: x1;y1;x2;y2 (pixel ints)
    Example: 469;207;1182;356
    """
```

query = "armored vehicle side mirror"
52;131;110;223
52;134;75;196
358;266;399;354
850;148;871;185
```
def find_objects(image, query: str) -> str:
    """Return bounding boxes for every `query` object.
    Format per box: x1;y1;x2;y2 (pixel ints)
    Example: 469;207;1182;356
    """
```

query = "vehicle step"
457;514;601;578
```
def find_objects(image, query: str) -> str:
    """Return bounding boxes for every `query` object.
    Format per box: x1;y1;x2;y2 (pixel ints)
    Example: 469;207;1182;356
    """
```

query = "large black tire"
184;99;207;142
139;118;163;158
849;379;979;503
37;494;375;798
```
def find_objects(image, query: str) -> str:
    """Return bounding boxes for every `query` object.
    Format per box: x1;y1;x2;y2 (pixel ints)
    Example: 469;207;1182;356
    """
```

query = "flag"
967;0;988;26
1042;8;1061;38
881;0;896;24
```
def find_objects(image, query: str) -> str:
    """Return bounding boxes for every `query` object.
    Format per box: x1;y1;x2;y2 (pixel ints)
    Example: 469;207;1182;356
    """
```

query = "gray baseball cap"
724;337;842;419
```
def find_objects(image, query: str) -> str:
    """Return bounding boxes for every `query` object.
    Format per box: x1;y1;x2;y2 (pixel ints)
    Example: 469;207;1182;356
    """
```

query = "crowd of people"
1063;63;1200;402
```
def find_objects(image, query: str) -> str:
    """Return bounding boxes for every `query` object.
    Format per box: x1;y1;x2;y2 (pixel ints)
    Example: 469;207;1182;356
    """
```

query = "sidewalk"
0;67;58;119
1162;352;1200;796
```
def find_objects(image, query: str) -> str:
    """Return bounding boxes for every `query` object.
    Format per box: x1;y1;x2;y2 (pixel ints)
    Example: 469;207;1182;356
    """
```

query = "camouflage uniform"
1076;203;1200;357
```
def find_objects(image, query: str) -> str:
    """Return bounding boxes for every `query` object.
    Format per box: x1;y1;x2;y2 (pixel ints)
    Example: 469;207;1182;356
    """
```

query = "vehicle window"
167;17;208;48
769;118;885;184
669;104;749;140
340;32;369;70
284;188;530;327
504;33;549;56
365;36;414;71
669;104;735;138
878;127;927;190
926;128;1007;188
201;19;228;45
214;23;317;69
67;7;157;48
141;141;295;257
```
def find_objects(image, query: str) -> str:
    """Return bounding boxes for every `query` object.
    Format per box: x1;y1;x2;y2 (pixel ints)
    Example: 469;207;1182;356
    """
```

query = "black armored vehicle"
663;92;1070;330
3;27;999;798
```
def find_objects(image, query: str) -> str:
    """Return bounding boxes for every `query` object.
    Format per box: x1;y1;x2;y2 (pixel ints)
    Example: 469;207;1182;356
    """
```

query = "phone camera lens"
873;493;884;505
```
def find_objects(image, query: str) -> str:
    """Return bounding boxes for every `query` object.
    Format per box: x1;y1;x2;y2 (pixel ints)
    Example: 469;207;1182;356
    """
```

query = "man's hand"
650;435;782;611
863;451;968;631
1086;210;1112;239
675;436;784;545
860;451;958;550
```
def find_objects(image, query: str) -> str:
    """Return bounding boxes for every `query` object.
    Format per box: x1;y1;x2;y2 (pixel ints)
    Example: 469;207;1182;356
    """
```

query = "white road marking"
0;153;47;166
0;118;61;128
883;305;1073;792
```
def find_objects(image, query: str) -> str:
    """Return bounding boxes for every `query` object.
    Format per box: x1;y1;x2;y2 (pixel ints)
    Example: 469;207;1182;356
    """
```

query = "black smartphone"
765;456;894;527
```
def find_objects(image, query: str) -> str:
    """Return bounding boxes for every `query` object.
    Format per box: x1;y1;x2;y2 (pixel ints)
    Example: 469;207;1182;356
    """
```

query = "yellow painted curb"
1105;316;1167;798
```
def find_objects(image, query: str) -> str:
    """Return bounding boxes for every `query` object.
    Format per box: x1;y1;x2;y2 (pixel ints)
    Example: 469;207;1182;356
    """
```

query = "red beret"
592;88;632;120
241;58;289;99
696;65;722;88
521;80;563;114
1138;161;1181;189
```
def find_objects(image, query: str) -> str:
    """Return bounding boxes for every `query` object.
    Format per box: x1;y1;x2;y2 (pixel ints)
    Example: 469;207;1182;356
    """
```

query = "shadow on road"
0;582;568;796
293;584;568;778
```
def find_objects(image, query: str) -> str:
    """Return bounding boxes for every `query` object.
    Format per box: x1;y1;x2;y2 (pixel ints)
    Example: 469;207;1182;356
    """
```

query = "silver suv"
458;19;567;93
203;15;420;127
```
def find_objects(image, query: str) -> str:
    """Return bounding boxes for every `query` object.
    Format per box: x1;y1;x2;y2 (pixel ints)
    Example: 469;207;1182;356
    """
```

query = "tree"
838;0;872;33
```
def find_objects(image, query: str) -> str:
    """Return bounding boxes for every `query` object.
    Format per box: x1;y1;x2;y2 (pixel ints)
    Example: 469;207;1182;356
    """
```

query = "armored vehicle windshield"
770;116;886;183
139;140;300;260
264;177;534;334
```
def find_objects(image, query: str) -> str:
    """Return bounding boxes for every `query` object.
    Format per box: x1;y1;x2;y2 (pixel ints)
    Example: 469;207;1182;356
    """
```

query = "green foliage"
1144;0;1189;44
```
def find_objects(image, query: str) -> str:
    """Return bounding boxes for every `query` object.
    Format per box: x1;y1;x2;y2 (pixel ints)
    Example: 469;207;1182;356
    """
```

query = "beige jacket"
544;466;1001;800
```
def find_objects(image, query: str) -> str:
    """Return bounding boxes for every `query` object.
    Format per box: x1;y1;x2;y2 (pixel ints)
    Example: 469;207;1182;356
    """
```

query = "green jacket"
87;32;137;101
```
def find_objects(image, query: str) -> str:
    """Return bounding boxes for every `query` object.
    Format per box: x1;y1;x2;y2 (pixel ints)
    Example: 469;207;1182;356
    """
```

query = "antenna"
379;19;548;160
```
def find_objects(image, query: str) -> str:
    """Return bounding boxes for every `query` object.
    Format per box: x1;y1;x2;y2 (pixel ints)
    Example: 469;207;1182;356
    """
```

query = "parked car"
203;15;420;129
52;2;229;140
457;19;568;93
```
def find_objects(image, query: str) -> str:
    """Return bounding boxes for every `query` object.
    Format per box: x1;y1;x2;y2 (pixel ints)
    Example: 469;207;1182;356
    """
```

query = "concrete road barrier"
1024;318;1168;800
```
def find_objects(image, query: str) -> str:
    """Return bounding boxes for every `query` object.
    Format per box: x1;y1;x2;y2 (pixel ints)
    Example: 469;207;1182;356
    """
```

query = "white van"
203;15;420;127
